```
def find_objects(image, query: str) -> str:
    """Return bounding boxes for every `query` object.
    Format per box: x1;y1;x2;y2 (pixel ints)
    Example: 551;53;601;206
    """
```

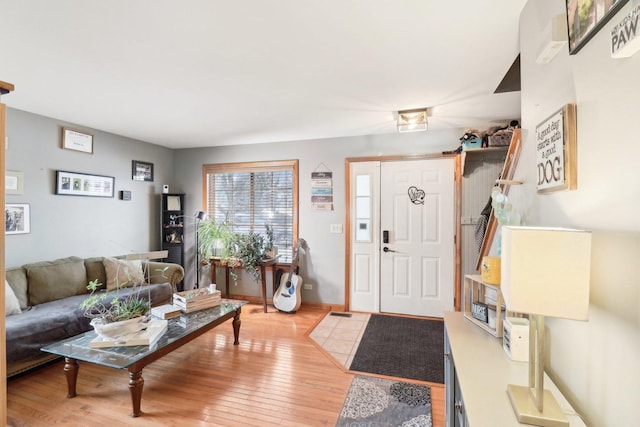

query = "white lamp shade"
501;226;592;320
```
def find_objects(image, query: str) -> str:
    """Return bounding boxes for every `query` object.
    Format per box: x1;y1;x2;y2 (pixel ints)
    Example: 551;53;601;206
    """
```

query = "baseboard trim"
227;293;344;312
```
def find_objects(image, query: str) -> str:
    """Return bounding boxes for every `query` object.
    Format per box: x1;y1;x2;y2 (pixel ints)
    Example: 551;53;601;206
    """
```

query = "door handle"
383;247;396;253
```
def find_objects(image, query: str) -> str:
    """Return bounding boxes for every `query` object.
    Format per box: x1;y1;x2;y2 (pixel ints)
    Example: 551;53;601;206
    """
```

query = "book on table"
89;318;168;348
150;304;182;319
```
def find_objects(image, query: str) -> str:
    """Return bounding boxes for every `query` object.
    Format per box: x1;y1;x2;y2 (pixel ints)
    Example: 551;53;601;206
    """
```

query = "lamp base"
507;384;569;427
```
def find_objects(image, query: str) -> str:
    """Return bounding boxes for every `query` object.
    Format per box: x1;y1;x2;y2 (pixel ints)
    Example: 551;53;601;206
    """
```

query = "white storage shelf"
463;274;505;338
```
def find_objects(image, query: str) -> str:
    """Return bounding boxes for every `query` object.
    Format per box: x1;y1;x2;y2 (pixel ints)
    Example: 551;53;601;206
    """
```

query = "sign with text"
536;104;577;193
611;2;640;58
311;171;333;210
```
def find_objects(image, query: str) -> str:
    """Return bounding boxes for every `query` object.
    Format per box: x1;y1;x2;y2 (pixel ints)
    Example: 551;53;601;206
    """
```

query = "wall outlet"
303;283;312;290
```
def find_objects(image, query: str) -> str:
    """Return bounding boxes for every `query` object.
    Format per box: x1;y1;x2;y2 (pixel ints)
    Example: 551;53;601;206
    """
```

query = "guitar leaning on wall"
273;238;308;313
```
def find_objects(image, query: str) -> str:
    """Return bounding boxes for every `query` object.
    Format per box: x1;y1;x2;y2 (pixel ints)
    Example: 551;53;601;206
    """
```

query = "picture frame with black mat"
132;160;154;182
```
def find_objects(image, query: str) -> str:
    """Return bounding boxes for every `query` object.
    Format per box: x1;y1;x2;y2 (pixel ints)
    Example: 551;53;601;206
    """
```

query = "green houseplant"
80;259;169;338
198;218;272;283
226;231;267;282
197;218;233;259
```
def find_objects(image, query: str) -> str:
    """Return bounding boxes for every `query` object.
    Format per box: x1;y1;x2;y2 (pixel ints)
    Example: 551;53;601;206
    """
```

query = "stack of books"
150;304;182;319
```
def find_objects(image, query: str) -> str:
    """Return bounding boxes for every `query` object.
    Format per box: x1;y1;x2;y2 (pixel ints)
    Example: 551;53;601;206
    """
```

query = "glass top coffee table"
42;299;248;417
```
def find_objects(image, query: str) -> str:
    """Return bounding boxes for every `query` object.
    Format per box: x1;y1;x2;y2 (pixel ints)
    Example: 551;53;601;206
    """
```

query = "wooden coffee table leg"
233;308;242;345
128;369;144;417
63;358;79;398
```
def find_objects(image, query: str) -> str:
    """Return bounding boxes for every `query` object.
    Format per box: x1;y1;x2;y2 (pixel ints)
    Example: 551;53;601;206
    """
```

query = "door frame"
344;154;462;313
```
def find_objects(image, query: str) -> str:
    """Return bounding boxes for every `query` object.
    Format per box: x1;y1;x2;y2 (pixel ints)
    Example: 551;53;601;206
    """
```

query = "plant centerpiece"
80;257;168;338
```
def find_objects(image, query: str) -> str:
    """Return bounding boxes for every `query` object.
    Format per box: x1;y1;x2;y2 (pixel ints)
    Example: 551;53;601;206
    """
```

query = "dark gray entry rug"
349;314;444;383
336;376;432;427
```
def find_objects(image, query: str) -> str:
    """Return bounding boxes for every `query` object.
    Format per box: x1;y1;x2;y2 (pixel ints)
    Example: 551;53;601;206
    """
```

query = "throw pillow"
5;280;22;316
103;258;145;291
25;256;87;305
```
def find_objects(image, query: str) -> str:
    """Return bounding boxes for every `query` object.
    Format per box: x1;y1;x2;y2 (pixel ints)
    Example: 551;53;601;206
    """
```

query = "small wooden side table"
209;257;281;313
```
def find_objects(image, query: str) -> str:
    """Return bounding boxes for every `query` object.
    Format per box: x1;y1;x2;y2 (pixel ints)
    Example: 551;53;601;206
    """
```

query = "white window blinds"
203;160;298;263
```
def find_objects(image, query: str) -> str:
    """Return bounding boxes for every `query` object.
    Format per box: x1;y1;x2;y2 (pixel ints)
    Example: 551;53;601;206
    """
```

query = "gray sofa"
5;255;184;377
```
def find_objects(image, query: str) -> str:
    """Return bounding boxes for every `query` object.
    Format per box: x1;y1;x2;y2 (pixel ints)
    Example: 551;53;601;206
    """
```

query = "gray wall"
514;1;640;425
5;108;176;268
173;130;462;304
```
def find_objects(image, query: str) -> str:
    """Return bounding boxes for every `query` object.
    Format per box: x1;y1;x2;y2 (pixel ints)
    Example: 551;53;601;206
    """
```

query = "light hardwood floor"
7;304;444;426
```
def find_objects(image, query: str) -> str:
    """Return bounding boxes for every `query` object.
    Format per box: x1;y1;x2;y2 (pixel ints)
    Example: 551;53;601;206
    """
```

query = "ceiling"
0;1;526;149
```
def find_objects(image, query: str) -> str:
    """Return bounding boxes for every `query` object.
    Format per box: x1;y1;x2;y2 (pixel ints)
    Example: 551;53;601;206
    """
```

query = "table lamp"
501;226;591;427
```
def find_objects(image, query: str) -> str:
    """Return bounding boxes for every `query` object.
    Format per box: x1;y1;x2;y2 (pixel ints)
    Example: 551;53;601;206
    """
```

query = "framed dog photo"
5;203;30;235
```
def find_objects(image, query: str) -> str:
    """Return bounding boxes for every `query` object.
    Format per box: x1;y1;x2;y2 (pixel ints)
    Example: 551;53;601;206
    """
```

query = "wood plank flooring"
7;304;444;426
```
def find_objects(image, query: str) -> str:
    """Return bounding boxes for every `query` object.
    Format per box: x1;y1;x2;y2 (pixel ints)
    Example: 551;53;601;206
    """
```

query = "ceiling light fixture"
397;108;429;133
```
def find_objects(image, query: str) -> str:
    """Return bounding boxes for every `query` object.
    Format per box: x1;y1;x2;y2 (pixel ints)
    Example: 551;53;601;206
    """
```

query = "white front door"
379;158;455;317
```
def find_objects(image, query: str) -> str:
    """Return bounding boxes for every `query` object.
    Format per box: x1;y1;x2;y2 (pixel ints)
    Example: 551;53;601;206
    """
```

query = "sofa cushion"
85;257;107;290
5;267;28;309
103;258;145;291
25;256;87;306
5;280;22;316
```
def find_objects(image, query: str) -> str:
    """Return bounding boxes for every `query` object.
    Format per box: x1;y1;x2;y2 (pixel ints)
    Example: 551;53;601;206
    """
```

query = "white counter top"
444;312;586;427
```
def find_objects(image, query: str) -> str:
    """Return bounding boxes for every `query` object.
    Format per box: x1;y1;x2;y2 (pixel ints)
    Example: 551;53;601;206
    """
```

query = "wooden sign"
536;104;577;194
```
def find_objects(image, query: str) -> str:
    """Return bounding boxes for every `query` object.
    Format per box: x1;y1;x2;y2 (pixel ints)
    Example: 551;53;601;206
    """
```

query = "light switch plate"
330;224;343;233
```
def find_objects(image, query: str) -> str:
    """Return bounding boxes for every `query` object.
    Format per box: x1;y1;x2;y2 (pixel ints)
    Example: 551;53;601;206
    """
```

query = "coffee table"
41;299;248;417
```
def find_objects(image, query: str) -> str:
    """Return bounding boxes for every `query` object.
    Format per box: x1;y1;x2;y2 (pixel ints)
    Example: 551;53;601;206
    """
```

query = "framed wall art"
55;170;115;198
536;104;577;194
5;170;24;195
5;203;30;235
566;0;630;54
132;160;154;182
62;127;94;154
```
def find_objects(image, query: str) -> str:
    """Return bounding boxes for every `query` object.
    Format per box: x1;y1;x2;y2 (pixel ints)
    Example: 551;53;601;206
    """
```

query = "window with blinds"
203;160;298;263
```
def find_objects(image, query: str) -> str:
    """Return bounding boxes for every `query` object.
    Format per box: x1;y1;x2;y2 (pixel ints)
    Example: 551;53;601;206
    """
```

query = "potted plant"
222;230;271;283
80;261;169;338
197;218;233;259
264;223;278;259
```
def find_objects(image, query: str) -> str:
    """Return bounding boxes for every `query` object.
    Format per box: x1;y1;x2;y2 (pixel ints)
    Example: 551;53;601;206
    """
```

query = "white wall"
5;109;176;267
513;1;640;425
173;130;462;303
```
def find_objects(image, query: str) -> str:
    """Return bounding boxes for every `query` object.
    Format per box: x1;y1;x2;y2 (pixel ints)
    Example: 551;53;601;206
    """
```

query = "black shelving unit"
161;193;185;290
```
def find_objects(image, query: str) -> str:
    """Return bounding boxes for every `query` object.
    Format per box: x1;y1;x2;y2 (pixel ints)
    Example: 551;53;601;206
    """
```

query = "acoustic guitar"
273;238;307;313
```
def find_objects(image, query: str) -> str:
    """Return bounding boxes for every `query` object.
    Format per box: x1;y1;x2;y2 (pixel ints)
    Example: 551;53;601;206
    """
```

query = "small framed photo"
55;170;115;198
5;203;30;235
166;195;181;211
132;160;154;182
5;170;24;195
62;127;94;154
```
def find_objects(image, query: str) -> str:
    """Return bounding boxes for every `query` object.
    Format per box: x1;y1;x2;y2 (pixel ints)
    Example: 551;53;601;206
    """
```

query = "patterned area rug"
335;376;432;427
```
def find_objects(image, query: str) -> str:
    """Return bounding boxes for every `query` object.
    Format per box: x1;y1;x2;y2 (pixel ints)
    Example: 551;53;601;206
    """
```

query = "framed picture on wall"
566;0;630;54
132;160;154;182
536;104;577;193
5;170;24;195
62;127;94;154
5;203;30;235
55;170;115;198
